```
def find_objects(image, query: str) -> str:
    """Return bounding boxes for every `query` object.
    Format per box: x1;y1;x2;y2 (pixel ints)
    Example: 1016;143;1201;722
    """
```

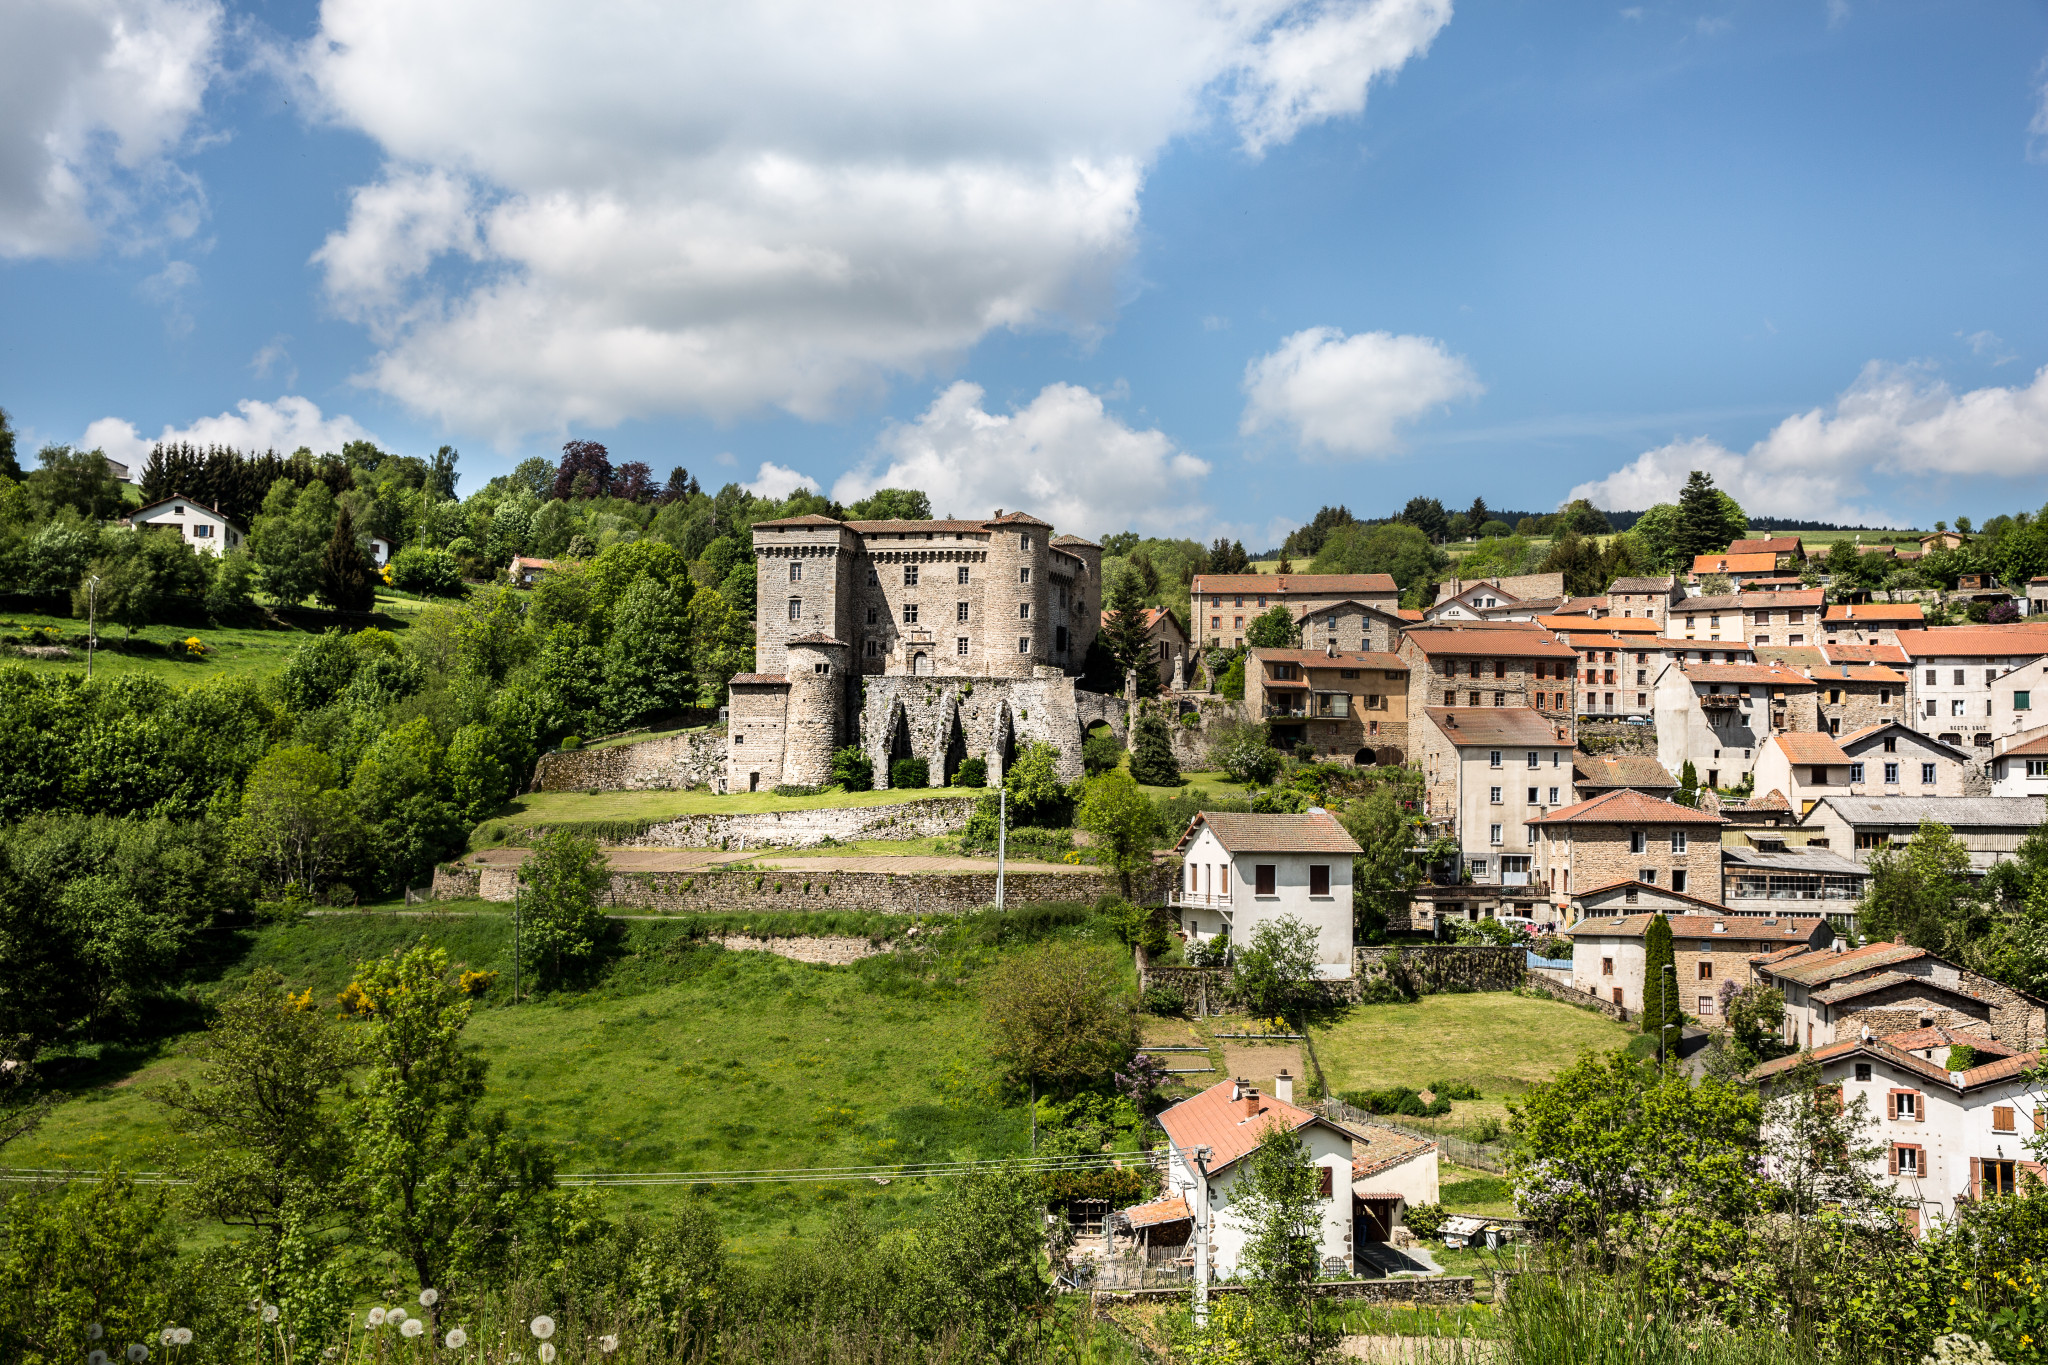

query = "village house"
1754;939;2048;1053
1292;599;1409;656
1431;573;1566;608
1810;661;1910;737
1243;647;1409;765
1797;796;2048;874
1689;552;1783;587
1346;1123;1441;1248
1397;624;1583;729
507;555;555;586
1724;535;1807;568
1988;730;2048;797
1823;602;1927;647
1557;630;1662;718
1652;661;1820;791
1572;754;1680;804
1750;1040;2047;1236
1694;589;1828;651
1191;573;1399;650
1902;626;2048;751
1171;811;1362;978
1412;708;1575;922
1566;912;1831;1016
1605;575;1685;624
2028;578;2048;617
1921;530;1968;554
122;494;245;556
1982;654;2048;745
1752;725;1973;816
1528;787;1726;908
1155;1078;1361;1280
1720;834;1870;933
1422;581;1560;623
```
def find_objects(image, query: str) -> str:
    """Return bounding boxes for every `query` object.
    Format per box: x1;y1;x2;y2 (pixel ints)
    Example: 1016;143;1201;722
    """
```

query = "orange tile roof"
2001;732;2048;759
1692;552;1781;574
1120;1194;1190;1228
1397;609;1424;621
1252;649;1407;671
1825;603;1926;623
1881;1026;2017;1058
1761;940;1928;987
1680;663;1817;686
1769;732;1851;765
1727;537;1802;556
1899;628;2048;658
1157;1079;1346;1173
1567;912;1827;940
1568;882;1738;915
1530;787;1726;826
1424;707;1573;748
1401;627;1578;659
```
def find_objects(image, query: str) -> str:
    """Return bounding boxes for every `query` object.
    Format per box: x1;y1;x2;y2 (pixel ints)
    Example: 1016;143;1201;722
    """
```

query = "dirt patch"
1218;1043;1304;1097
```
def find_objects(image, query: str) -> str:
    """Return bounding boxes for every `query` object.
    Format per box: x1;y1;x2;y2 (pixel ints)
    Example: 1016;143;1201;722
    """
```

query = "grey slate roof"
1806;796;2048;828
1722;846;1869;875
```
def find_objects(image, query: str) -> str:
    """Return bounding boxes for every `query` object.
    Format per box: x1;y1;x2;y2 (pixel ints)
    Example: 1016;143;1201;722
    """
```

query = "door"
913;652;932;675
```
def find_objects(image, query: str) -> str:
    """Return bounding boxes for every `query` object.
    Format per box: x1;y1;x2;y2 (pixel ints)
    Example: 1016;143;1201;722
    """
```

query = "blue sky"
4;0;2047;542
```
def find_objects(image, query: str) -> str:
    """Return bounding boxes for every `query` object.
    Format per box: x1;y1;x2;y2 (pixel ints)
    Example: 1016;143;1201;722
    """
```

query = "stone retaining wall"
532;729;727;792
1142;946;1525;1009
625;797;979;849
431;862;1168;914
1093;1276;1472;1305
710;934;885;965
1521;969;1635;1024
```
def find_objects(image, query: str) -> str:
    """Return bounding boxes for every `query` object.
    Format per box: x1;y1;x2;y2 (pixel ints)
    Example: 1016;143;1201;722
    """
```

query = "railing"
1262;704;1306;718
1501;872;1531;887
1172;892;1232;909
1699;694;1745;709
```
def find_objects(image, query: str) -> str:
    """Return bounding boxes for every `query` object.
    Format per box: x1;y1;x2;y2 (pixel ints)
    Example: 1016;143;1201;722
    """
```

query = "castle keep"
727;510;1113;791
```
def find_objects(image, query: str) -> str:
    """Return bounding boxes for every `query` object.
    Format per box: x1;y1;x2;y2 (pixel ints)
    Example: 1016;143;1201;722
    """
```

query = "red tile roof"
1175;811;1364;856
1397;609;1424;621
1157;1079;1346;1173
1769;732;1851;765
1749;1037;2045;1093
1424;707;1573;748
1899;627;2048;659
1881;1026;2017;1058
1119;1194;1190;1229
1193;573;1398;595
1727;537;1802;556
1680;663;1818;687
753;513;847;528
1692;552;1781;574
1530;787;1725;826
2001;732;2048;759
1825;603;1926;623
1401;627;1578;659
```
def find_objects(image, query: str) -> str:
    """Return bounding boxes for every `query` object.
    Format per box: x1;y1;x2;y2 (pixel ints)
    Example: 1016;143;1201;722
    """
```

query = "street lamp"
83;575;101;680
1658;962;1675;1066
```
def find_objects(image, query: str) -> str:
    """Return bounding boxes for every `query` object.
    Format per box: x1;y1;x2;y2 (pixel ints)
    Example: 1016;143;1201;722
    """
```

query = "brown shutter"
1318;1166;1333;1199
1889;1145;1898;1177
1971;1157;1983;1200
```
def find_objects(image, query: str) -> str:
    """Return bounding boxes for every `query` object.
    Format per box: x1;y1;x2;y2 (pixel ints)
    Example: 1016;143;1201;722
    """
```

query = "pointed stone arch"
989;701;1018;785
940;696;970;786
873;697;913;788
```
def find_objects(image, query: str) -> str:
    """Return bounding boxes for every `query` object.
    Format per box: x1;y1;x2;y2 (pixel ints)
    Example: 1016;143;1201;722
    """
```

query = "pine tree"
1129;713;1181;786
317;505;378;613
1642;913;1682;1045
1100;564;1156;697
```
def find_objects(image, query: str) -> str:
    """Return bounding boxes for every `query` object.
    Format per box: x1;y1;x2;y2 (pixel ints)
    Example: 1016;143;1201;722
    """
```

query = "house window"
1699;995;1715;1015
904;564;919;586
1489;751;1502;768
1318;1166;1334;1199
1254;865;1276;895
2030;760;2048;778
1953;700;1966;716
865;640;878;657
1698;960;1713;981
192;523;212;537
1639;869;1658;886
790;561;803;582
1444;690;1456;706
956;637;970;655
1527;751;1540;769
787;597;802;621
1630;831;1646;854
1490;786;1503;804
1489;824;1504;845
958;566;970;584
1469;690;1482;706
1921;763;1937;784
1884;762;1899;784
2018;691;2033;711
1018;636;1031;653
1955;670;1966;685
1892;1091;1918;1121
1019;567;1031;584
1672;870;1687;893
1850;762;1865;783
1855;1063;1872;1082
1892;1144;1920;1176
1670;830;1687;854
1493;691;1505;706
1309;865;1330;896
1984;1160;2020;1197
1549;787;1559;804
1601;956;1614;976
903;603;919;624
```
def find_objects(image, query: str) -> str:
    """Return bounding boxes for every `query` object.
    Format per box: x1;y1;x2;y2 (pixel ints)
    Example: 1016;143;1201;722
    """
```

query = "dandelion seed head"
263;1305;280;1324
88;1324;106;1340
387;1308;408;1327
127;1347;150;1364
419;1288;440;1308
401;1320;425;1339
367;1308;387;1328
530;1316;556;1341
161;1330;177;1346
173;1330;192;1347
599;1335;619;1354
444;1328;469;1349
540;1345;557;1364
89;1353;109;1365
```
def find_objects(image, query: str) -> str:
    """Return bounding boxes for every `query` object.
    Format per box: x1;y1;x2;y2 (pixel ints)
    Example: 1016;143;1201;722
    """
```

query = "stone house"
1669;591;1824;650
1607;575;1684;624
1431;573;1566;607
1797;796;2048;874
1245;648;1409;764
1348;1123;1442;1246
1823;602;1927;647
1689;551;1782;586
1527;787;1727;907
1754;940;2048;1053
1566;912;1831;1016
1572;754;1679;804
1751;1040;2048;1236
1811;662;1910;737
123;494;245;556
1724;535;1807;567
2028;577;2048;617
1414;707;1575;905
1988;729;2048;798
1651;661;1820;791
1192;573;1399;650
1423;580;1564;623
507;555;554;587
1292;599;1409;657
1397;624;1582;731
1157;1078;1363;1280
1105;606;1190;691
1902;625;2048;751
1559;629;1660;718
1170;811;1363;978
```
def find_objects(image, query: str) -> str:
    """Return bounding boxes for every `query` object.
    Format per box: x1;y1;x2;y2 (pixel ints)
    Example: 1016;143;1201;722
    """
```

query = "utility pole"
1191;1145;1213;1326
995;786;1007;912
1658;962;1674;1066
83;575;101;680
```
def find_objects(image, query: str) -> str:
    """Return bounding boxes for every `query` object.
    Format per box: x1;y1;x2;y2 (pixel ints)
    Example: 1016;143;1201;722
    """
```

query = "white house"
1901;626;2048;752
1565;912;1830;1015
1347;1122;1441;1246
1171;811;1362;980
124;494;245;556
1157;1077;1361;1279
369;537;393;567
1751;1038;2048;1235
1988;729;2048;798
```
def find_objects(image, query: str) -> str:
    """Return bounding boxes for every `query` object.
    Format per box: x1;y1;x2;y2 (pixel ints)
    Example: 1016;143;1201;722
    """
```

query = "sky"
4;0;2048;546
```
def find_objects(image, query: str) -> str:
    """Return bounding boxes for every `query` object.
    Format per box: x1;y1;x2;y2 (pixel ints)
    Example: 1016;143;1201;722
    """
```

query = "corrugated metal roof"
1807;796;2048;827
1177;811;1364;855
1722;845;1869;875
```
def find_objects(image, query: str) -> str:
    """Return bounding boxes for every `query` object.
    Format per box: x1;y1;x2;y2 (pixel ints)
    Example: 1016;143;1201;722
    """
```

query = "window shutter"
2036;1108;2046;1134
1971;1157;1983;1200
1889;1145;1898;1177
1318;1166;1333;1199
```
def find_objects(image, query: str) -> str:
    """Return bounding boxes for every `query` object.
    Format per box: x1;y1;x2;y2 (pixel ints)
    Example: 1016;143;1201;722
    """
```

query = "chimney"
1237;1080;1261;1118
993;508;1004;519
1274;1070;1294;1105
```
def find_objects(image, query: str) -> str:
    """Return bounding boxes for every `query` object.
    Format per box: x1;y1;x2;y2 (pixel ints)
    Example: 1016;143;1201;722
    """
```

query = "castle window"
957;637;969;655
865;640;878;656
903;603;919;624
1020;536;1031;552
958;566;970;584
789;561;802;582
867;568;879;586
867;607;878;624
1020;567;1031;584
904;565;919;587
787;598;802;622
814;662;830;674
957;601;969;622
1056;625;1068;651
1019;636;1031;653
1019;602;1031;619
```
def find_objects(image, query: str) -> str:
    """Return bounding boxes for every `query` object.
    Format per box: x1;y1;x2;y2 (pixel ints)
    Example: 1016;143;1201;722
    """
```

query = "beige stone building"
1527;787;1727;907
1668;591;1824;650
1192;573;1399;650
1756;940;2047;1053
1652;661;1820;791
1823;602;1926;647
1568;912;1830;1015
1292;599;1409;656
1724;535;1807;567
1572;754;1679;803
1606;575;1683;625
1397;624;1582;727
1245;648;1410;764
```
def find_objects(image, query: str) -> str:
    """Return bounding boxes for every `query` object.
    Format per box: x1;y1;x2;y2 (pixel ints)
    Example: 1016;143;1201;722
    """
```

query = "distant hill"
1601;511;1918;534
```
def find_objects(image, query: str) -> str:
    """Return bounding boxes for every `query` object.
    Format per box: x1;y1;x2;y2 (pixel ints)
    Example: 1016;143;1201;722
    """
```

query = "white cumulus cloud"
0;0;222;258
743;462;820;501
298;0;1453;437
1239;326;1483;457
833;381;1211;540
1567;360;2048;520
82;396;379;469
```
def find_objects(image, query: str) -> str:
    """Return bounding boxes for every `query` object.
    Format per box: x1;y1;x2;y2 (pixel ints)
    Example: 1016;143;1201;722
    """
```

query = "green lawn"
588;723;712;750
8;910;1061;1260
1314;991;1629;1101
1438;1164;1515;1216
0;600;430;685
488;784;971;829
1131;766;1251;802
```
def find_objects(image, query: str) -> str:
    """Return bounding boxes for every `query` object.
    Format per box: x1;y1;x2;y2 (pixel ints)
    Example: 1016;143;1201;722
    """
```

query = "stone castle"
726;509;1125;791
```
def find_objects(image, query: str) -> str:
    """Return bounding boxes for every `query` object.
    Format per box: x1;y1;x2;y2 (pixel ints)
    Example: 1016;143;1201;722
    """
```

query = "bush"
771;783;824;797
560;736;582;751
1208;717;1281;785
1081;727;1123;776
1426;1079;1482;1101
387;546;465;596
830;744;873;791
1402;1201;1448;1238
951;756;987;788
889;757;930;789
1141;983;1186;1016
1129;713;1182;786
1338;1086;1451;1118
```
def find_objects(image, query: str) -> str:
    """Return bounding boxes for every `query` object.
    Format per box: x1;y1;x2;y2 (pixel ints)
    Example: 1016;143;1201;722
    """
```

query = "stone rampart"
627;797;980;849
860;672;1121;786
432;862;1169;914
710;934;886;965
532;729;727;793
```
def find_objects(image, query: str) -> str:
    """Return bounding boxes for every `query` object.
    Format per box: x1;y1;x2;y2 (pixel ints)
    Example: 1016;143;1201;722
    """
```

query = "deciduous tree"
1077;769;1159;897
518;829;610;986
1234;913;1324;1020
983;942;1135;1100
1232;1122;1340;1365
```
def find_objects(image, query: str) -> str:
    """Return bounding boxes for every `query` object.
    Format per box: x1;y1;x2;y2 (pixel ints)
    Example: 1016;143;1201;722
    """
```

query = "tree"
1340;786;1418;945
74;529;207;638
612;460;655;502
553;439;614;500
1860;819;1975;953
1231;1122;1339;1365
1676;760;1700;808
1674;471;1747;562
25;445;124;522
1400;496;1449;543
1128;712;1181;787
1538;529;1607;598
603;577;697;723
387;546;463;596
983;942;1136;1100
1245;604;1296;649
0;407;18;482
1722;981;1785;1061
346;944;555;1292
1209;716;1281;785
1077;770;1159;898
1554;498;1612;538
846;488;932;521
1629;503;1684;572
908;1168;1053;1354
1235;914;1323;1020
1465;496;1490;530
518;829;610;987
317;504;379;612
689;586;754;706
1282;506;1355;560
0;1172;192;1361
1643;913;1681;1041
660;466;701;503
427;445;460;500
443;724;510;822
1099;561;1157;696
1207;538;1250;574
232;746;363;895
1748;1056;1894;1299
248;478;334;606
1310;521;1448;595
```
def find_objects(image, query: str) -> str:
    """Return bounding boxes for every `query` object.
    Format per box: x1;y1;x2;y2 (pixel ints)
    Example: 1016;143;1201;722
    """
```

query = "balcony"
1262;704;1307;719
1172;892;1233;909
1699;694;1744;709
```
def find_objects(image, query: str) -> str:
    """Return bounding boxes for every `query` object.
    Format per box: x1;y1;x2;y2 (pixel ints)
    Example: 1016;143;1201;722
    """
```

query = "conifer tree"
1642;912;1682;1045
317;504;378;613
1129;712;1181;787
1100;563;1156;697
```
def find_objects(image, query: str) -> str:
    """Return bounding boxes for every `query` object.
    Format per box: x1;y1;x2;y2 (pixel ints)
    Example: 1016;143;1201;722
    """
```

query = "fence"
1316;1099;1512;1174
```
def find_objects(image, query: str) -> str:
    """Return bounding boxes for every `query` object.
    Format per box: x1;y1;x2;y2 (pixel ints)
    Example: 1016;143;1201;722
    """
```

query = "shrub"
1426;1079;1482;1101
560;736;582;750
1338;1086;1451;1118
387;546;465;596
1081;727;1124;776
829;745;873;791
1128;713;1182;786
889;757;930;789
1469;1115;1504;1143
772;783;824;797
1402;1201;1448;1238
1208;717;1280;785
951;756;987;788
1140;983;1186;1016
